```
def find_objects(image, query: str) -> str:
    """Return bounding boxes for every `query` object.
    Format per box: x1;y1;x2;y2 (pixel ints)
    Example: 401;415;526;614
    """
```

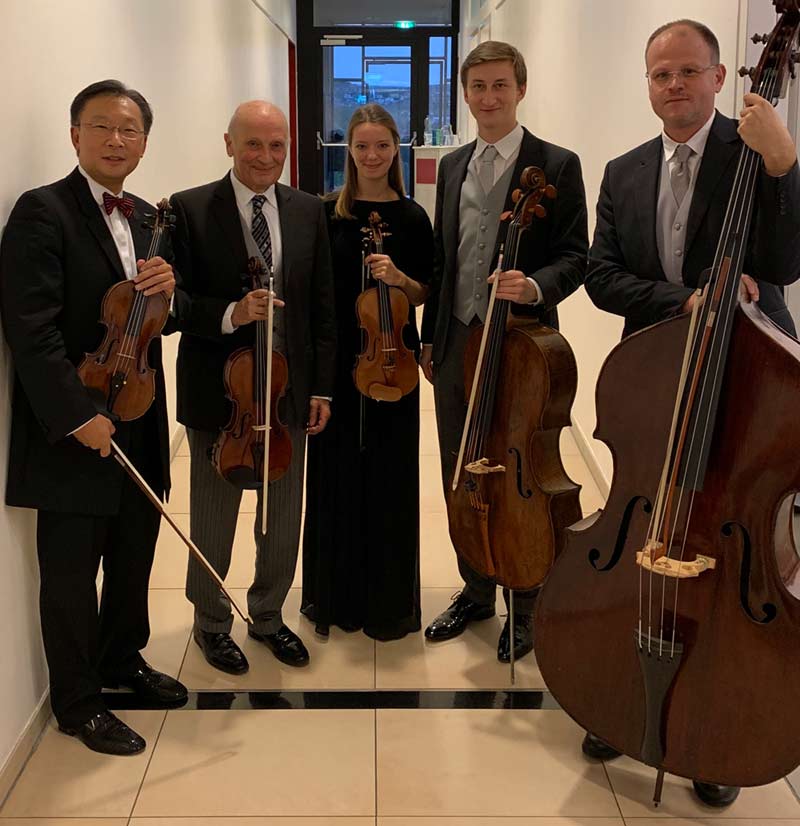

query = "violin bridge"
636;544;716;579
252;425;269;432
464;458;506;475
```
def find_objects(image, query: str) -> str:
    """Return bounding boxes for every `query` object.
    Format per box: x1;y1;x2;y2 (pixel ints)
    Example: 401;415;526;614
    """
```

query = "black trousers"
36;418;162;728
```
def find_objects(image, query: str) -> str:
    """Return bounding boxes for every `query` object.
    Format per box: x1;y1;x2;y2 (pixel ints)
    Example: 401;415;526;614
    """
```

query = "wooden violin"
212;257;291;532
353;210;419;402
78;198;173;420
447;167;581;669
535;2;800;802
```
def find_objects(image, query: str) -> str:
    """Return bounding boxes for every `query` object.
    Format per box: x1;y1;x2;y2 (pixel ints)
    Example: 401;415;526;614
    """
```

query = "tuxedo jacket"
421;127;589;361
586;112;800;337
0;168;171;515
170;174;336;431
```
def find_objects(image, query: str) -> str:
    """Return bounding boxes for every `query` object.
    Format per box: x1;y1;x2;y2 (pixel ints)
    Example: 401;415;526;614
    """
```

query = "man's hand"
420;344;434;384
488;268;538;303
73;414;115;457
740;273;759;304
307;398;331;435
738;93;797;177
231;289;286;328
135;256;175;298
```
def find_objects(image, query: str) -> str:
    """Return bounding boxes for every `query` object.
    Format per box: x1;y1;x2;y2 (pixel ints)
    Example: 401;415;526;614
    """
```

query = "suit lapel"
276;183;294;284
67;168;125;282
684;112;740;257
492;129;539;260
634;138;668;282
444;142;473;263
211;174;249;271
128;199;153;262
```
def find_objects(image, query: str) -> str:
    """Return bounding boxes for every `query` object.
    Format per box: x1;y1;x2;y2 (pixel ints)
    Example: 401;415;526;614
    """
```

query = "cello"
447;167;582;677
534;3;800;802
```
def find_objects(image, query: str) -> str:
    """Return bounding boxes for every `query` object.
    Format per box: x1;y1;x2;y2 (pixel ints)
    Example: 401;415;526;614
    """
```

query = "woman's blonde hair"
332;103;406;220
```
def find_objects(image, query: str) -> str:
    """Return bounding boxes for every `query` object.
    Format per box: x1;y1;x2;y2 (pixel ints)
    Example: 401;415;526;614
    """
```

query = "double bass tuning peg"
751;32;770;44
738;65;756;80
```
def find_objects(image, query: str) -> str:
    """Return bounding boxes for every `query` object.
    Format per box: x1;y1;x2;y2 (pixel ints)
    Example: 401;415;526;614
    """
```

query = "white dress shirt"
660;110;715;184
222;169;283;335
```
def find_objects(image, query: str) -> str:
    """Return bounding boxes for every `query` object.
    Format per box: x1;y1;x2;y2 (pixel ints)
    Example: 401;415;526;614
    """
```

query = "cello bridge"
464;458;506;475
636;543;716;579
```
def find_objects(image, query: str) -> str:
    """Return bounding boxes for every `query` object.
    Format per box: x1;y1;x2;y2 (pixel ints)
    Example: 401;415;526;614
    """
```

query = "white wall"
462;0;745;488
0;0;292;786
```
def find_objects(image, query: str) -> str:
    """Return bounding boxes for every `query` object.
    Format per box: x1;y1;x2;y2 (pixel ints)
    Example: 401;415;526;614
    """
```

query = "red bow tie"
102;191;135;219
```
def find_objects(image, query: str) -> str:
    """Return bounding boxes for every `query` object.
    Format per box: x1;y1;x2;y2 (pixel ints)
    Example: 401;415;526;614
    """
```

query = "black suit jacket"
586;112;800;337
170;174;336;431
421;128;588;360
0;168;171;515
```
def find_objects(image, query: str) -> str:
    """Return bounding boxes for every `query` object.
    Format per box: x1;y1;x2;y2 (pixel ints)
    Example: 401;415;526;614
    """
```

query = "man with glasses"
583;20;800;807
0;80;187;755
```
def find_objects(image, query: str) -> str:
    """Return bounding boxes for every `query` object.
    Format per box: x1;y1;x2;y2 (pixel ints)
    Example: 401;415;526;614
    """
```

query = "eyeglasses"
79;122;145;142
646;65;718;88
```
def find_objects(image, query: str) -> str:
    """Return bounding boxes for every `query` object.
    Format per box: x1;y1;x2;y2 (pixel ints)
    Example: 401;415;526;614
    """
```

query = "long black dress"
301;197;433;640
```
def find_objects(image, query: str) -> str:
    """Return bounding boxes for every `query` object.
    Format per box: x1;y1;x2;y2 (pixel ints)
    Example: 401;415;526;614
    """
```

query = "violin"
78;199;174;420
447;167;581;672
535;2;800;803
212;258;291;531
353;211;419;402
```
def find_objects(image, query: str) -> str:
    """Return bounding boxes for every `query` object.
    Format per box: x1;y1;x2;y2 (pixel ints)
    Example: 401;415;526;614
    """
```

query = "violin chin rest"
368;383;403;402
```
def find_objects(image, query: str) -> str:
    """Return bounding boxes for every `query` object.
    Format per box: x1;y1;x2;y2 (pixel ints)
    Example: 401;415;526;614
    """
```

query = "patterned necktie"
102;191;135;219
670;144;693;208
479;145;498;194
251;194;273;271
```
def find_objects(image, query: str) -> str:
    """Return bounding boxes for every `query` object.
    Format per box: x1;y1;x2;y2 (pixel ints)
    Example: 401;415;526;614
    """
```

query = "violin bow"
110;438;253;624
261;272;275;536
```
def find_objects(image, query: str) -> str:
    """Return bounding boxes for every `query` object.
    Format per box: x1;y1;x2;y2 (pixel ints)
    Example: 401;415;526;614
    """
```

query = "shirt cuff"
311;395;333;402
221;302;237;334
526;277;543;305
68;417;95;437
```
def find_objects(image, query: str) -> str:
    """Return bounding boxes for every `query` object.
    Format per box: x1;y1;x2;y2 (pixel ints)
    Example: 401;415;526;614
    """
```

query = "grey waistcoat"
453;161;516;325
656;153;699;286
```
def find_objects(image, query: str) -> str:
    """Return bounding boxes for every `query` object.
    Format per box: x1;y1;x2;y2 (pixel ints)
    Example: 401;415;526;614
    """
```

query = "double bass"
535;3;800;803
447;167;581;675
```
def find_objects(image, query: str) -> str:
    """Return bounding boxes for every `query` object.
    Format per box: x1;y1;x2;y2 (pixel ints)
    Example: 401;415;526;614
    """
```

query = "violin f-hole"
508;447;532;499
722;521;778;624
589;496;651;572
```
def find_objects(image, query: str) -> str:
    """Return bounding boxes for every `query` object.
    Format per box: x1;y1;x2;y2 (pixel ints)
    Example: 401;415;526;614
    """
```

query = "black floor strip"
103;689;561;711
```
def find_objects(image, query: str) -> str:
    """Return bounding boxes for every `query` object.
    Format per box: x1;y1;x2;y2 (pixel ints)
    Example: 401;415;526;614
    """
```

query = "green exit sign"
395;20;416;29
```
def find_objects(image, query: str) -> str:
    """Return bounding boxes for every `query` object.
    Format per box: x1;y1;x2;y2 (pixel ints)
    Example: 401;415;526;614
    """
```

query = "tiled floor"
3;386;800;824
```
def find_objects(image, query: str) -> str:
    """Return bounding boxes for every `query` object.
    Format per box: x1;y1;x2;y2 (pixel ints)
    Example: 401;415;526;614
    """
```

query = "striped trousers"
186;424;307;635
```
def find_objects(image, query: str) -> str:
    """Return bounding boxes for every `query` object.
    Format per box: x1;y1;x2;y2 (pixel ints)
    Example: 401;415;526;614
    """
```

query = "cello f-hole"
508;447;533;499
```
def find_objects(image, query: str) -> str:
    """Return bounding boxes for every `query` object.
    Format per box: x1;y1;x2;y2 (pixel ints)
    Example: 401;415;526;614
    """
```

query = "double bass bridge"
636;541;717;579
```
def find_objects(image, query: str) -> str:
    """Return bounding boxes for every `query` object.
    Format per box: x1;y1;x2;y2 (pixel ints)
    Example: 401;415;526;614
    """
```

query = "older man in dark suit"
583;19;800;807
171;101;336;673
0;80;187;756
420;41;588;663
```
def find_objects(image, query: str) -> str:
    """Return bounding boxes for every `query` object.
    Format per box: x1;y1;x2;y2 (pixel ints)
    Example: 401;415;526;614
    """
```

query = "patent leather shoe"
248;624;310;666
107;663;188;706
424;593;495;641
693;781;740;807
497;614;534;662
581;732;622;761
194;629;249;674
59;710;145;755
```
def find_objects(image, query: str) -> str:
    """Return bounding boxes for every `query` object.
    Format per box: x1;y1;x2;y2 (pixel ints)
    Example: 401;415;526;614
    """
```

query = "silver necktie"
479;145;498;194
670;143;693;208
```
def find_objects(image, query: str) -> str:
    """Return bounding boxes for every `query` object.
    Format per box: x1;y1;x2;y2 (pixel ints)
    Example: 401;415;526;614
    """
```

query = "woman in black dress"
302;104;433;640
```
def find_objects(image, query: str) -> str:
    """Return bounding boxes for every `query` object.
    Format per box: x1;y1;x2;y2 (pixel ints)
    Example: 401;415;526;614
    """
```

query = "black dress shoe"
581;732;623;761
248;624;310;666
424;593;495;641
107;663;188;706
497;614;534;662
693;780;741;807
194;629;249;675
59;710;145;756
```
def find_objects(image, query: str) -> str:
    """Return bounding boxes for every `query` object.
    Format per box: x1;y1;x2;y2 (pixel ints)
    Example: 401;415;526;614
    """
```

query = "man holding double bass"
582;19;800;807
420;40;588;663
